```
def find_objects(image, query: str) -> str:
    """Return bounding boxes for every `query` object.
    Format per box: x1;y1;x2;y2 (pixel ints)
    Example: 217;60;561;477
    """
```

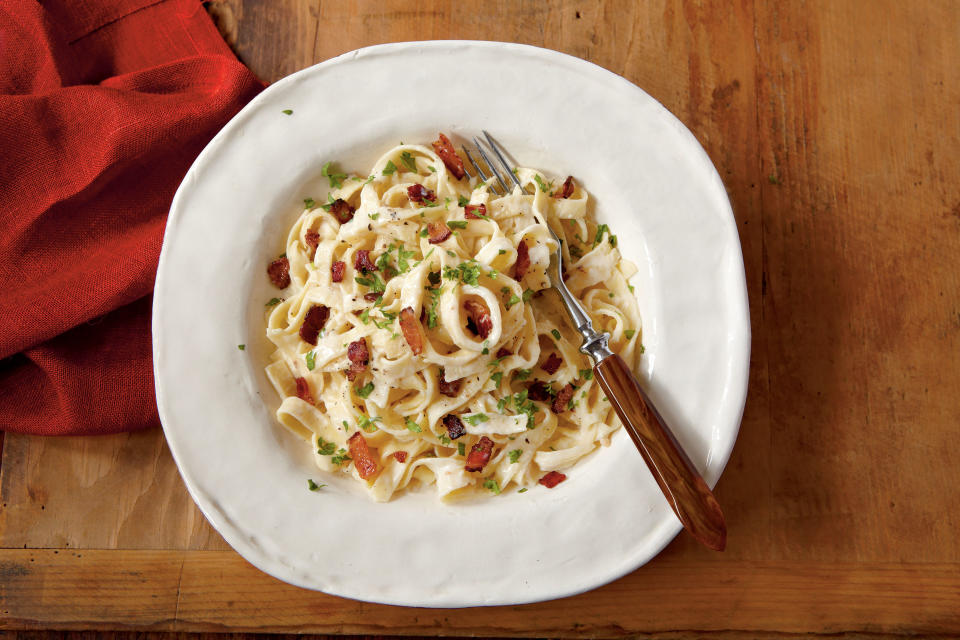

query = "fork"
465;131;727;551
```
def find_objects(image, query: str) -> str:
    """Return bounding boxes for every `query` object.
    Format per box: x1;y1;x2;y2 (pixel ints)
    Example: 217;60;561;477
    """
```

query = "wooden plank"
1;550;957;635
0;430;228;551
754;0;960;564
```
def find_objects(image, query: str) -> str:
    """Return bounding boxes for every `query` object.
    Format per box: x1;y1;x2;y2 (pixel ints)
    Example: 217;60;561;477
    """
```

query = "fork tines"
462;131;528;196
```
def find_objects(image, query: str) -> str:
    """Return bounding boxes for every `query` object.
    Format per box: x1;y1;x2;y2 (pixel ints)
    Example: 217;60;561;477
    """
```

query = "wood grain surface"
2;0;959;636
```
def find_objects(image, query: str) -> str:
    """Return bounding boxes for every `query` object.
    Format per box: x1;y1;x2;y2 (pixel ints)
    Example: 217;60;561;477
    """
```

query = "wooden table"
2;1;959;637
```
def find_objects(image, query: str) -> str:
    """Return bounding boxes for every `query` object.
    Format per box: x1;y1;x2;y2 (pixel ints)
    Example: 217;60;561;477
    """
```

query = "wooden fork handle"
594;354;727;551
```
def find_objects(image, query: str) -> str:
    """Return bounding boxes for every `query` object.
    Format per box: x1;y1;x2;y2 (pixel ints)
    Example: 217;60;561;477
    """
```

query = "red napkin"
0;0;264;435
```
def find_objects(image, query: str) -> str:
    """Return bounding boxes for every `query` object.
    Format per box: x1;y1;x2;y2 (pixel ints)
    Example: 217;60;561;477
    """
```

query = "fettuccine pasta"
263;135;643;501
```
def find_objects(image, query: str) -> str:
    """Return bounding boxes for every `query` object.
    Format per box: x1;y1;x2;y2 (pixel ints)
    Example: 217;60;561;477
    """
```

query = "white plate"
153;41;749;607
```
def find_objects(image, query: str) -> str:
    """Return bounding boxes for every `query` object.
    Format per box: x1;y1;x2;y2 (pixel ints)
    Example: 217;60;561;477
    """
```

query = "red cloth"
0;0;264;435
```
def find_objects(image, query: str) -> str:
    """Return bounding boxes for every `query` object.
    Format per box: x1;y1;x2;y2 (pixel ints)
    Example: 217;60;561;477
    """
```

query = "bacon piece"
514;239;530;279
542;352;563;375
347;432;379;480
427;222;452;244
399;307;424;355
527;381;552;402
463;299;492;340
407;184;436;205
442;414;466;440
495;347;512;359
267;256;290;289
392;451;408;463
464;436;495;472
345;338;369;381
552;383;575;413
304;229;320;257
294;377;314;405
354;249;377;273
363;292;382;302
539;471;567;488
330;198;355;224
554;176;575;199
464;203;487;219
438;370;462;397
331;260;345;282
431;133;466;180
299;305;330;345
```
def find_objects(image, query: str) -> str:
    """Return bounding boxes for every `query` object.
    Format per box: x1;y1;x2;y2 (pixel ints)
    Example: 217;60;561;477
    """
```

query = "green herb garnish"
305;350;316;370
355;382;374;398
508;449;522;463
322;161;347;189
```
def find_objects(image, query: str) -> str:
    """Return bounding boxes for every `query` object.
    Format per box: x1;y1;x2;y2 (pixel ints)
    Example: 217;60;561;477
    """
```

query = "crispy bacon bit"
345;338;369;381
539;471;567;488
463;299;493;340
299;305;330;345
552;383;575;413
431;133;467;180
527;381;552;402
354;249;377;273
495;347;512;358
392;451;408;463
330;198;355;224
407;184;436;205
331;260;345;282
542;352;563;375
464;203;487;219
304;229;320;257
465;436;495;472
554;176;575;199
427;222;452;244
515;239;530;279
399;307;424;355
438;370;462;397
347;432;379;480
267;257;290;289
364;292;383;302
294;377;314;404
442;414;466;440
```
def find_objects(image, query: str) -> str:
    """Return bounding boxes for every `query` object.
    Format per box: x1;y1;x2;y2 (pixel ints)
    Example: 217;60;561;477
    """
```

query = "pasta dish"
263;134;642;501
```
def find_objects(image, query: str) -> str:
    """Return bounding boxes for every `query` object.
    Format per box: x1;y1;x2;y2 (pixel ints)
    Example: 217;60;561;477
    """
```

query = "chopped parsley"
498;249;507;255
628;284;635;293
593;223;616;249
511;389;539;429
237;344;245;351
265;297;282;307
400;151;418;173
522;288;534;302
533;174;552;193
419;227;429;237
355;382;374;398
518;487;528;493
438;434;452;445
458;195;470;207
303;197;316;209
282;109;293;115
508;449;522;463
322;161;347;189
443;261;482;286
382;160;397;176
320;193;336;211
316;437;336;456
483;479;502;495
425;285;443;328
457;441;466;456
447;220;468;230
307;478;325;491
331;448;352;465
505;294;521;309
305;350;316;370
490;371;503;387
465;413;489;426
624;329;636;339
357;414;381;432
551;329;562;341
428;165;436;172
513;368;532;381
356;272;385;294
404;417;422;433
497;396;510;412
579;368;593;380
370;212;380;220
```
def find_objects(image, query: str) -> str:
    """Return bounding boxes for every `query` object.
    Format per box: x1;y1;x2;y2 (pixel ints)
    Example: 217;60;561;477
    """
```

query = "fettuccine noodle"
264;136;643;501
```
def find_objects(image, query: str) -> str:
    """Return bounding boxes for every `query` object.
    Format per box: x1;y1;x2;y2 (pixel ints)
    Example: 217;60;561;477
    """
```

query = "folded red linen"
0;0;263;435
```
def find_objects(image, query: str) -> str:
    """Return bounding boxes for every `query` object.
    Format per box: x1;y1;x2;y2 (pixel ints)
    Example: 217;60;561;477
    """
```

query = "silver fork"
465;132;728;551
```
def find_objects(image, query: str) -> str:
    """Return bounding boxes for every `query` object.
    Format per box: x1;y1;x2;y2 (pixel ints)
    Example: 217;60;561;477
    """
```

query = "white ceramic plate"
153;41;749;607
